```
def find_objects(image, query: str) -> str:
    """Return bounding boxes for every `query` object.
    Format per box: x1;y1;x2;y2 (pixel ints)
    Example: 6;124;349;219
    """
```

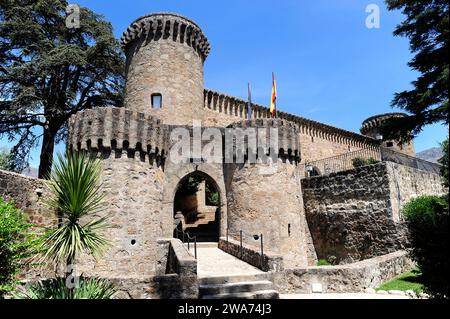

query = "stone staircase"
196;243;279;299
185;220;219;242
199;274;279;299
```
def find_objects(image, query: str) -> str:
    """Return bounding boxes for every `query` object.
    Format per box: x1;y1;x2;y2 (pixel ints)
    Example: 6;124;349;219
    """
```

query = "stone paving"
194;243;264;278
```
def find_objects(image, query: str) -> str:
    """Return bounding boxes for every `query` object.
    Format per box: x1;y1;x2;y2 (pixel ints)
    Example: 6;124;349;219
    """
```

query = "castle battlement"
121;12;211;60
204;89;381;150
68;107;169;159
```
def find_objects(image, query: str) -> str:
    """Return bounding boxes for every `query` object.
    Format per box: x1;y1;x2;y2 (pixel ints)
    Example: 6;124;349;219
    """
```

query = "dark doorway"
173;172;220;242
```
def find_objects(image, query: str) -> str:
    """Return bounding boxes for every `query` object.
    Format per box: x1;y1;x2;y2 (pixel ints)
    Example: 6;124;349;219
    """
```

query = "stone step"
198;273;272;286
199;280;274;296
202;289;280;299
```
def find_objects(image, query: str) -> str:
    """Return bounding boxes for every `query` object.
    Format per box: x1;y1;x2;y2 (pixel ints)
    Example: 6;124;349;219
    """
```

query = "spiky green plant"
16;276;116;299
42;152;109;266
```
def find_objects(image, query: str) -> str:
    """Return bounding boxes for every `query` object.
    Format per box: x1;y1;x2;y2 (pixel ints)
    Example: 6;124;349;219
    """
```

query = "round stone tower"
121;13;210;125
224;119;317;268
360;113;415;156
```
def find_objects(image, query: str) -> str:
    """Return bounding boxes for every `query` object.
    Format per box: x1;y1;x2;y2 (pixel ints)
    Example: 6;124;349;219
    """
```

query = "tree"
402;195;449;299
382;0;448;142
0;0;125;178
439;137;448;188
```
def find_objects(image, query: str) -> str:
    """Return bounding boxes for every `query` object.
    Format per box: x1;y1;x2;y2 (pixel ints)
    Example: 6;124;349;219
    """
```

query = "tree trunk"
38;125;56;179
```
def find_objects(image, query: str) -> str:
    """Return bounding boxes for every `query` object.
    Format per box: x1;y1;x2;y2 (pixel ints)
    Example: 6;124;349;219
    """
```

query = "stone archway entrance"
173;171;221;242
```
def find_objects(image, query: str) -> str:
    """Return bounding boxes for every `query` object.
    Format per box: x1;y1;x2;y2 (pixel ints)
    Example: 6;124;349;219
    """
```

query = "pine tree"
0;0;125;178
383;0;448;141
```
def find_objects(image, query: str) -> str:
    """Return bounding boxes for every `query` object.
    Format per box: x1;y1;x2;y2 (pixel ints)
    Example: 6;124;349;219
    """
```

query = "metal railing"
302;148;381;177
225;228;264;269
302;146;441;177
174;228;197;259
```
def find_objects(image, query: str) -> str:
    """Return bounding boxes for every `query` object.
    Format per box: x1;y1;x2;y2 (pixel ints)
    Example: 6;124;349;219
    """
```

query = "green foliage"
352;157;379;168
377;269;424;294
402;195;449;298
17;276;116;299
317;255;336;266
0;148;12;171
177;175;220;206
317;259;331;266
0;0;125;177
382;0;449;142
42;152;109;265
439;137;449;188
0;199;40;297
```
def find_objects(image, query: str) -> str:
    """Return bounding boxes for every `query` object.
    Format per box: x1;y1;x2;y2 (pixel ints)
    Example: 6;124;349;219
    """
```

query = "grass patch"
376;269;425;293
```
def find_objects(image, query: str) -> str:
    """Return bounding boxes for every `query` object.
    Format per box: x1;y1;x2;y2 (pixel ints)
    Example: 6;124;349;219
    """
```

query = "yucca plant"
42;152;109;266
28;152;113;299
16;276;116;299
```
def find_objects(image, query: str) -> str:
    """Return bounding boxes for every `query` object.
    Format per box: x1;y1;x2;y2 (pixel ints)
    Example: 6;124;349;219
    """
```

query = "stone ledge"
274;250;414;294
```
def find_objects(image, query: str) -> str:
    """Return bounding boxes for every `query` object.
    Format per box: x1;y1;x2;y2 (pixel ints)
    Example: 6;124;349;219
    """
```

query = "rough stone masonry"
0;12;445;298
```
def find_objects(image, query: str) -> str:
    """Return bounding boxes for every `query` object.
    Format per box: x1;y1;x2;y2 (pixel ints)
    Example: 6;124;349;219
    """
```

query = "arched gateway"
173;171;222;242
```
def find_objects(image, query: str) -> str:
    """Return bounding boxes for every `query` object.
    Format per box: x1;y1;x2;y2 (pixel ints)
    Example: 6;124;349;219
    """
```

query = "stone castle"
0;12;444;298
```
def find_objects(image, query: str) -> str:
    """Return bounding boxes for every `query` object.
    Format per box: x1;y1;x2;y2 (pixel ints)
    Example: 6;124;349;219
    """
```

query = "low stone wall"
218;237;284;272
0;170;56;228
301;162;444;264
274;250;414;294
0;170;57;280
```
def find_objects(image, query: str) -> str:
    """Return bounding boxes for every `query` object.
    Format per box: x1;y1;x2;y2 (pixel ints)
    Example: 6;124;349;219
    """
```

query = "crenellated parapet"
360;112;415;156
360;112;407;136
204;89;380;150
68;107;169;161
227;119;301;163
120;12;211;60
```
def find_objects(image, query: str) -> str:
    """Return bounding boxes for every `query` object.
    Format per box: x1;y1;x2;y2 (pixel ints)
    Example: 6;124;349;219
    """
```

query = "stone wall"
273;250;414;293
74;150;167;279
0;170;57;280
0;170;55;228
386;161;445;222
218;237;284;272
225;160;316;268
96;238;198;299
203;89;380;164
302;162;445;264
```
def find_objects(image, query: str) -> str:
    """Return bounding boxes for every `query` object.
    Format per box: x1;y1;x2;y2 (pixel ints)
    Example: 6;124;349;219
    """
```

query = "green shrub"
0;199;39;297
317;259;331;266
17;276;116;299
317;255;337;266
352;157;367;168
402;195;449;299
352;157;379;168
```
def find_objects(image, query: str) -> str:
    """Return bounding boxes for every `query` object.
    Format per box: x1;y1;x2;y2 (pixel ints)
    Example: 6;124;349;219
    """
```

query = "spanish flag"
270;72;277;118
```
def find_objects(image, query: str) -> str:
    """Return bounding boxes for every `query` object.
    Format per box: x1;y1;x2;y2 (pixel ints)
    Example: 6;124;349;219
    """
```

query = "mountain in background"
416;147;443;164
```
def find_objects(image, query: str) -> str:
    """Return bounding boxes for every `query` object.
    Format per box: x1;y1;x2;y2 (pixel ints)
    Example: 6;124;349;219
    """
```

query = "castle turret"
224;119;317;268
121;13;210;125
361;113;415;157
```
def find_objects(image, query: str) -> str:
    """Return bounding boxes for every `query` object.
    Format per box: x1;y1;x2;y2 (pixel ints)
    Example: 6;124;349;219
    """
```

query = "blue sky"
1;0;448;167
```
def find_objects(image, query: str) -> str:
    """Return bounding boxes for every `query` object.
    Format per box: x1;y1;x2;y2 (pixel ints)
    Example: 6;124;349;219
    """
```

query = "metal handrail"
174;228;197;259
225;228;264;270
302;146;441;177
